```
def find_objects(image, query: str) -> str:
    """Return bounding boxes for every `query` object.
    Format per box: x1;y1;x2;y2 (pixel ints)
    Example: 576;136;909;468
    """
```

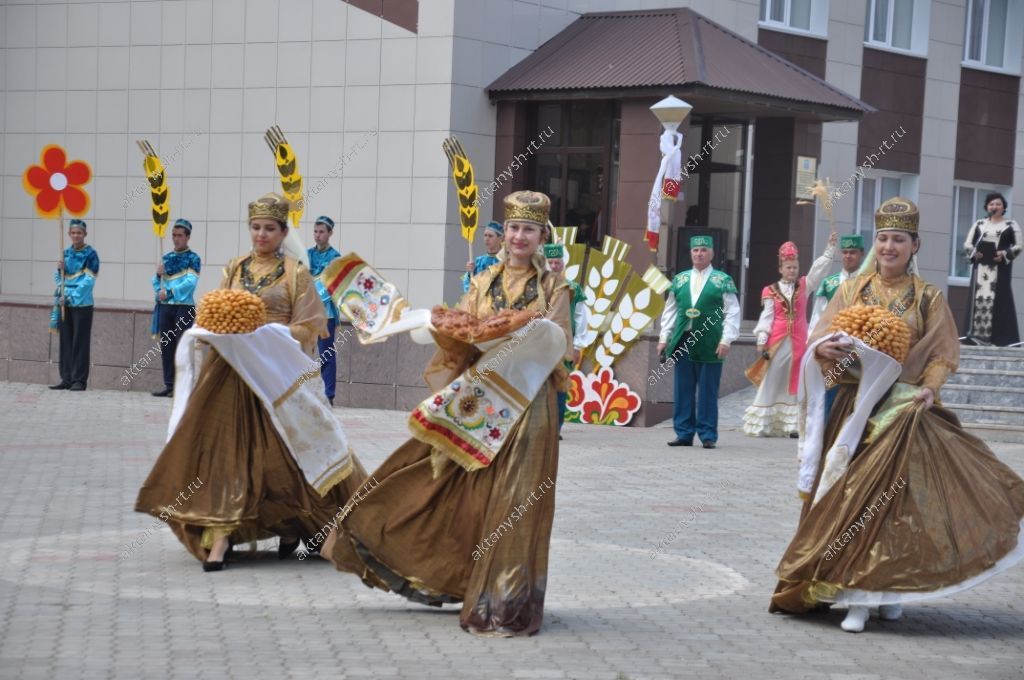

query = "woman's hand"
995;251;1005;263
756;344;766;355
913;386;935;409
971;250;982;261
465;260;475;273
156;263;165;275
815;336;856;362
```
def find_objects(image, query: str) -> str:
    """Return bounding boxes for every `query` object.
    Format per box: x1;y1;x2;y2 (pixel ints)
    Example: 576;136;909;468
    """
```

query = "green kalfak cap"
840;234;864;250
690;235;713;249
543;243;564;258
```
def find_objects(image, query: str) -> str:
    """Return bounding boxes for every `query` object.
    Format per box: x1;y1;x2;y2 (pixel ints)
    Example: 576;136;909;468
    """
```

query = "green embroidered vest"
667;269;737;364
816;272;841;302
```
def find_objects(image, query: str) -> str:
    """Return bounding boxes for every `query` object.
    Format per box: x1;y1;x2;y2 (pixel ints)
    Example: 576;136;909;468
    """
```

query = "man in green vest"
657;235;740;449
809;233;864;415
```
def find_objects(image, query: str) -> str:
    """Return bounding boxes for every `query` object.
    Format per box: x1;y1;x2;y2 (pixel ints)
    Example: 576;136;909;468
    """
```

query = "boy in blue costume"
307;216;342;405
151;219;202;397
50;219;100;392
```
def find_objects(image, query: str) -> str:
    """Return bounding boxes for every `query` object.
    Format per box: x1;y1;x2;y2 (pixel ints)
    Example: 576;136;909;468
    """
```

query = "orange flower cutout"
22;145;92;218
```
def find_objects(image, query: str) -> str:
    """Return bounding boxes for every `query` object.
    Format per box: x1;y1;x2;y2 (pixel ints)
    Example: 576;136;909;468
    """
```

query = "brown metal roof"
487;8;874;122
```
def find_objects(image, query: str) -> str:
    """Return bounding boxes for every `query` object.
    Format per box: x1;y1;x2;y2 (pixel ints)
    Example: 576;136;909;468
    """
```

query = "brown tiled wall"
857;47;925;174
955;67;1021;185
757;28;827;79
343;0;418;34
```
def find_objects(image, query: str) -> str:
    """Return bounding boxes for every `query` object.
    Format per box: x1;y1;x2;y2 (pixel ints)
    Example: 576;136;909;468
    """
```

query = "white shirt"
658;265;740;346
573;302;588;350
808;267;854;337
756;245;835;346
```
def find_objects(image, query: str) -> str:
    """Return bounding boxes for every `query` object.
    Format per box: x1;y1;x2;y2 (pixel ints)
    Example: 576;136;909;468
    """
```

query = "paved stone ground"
0;381;1022;680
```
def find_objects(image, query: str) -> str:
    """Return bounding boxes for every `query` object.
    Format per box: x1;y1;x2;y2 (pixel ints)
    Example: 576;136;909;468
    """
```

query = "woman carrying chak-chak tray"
770;196;1024;633
322;190;572;637
135;193;368;572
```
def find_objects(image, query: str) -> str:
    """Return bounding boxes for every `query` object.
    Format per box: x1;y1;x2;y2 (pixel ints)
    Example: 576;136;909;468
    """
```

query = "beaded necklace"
239;255;285;295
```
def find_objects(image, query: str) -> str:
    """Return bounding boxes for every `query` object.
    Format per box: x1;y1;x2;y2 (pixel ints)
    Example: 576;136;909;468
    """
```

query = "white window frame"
853;171;920;236
863;0;931;56
758;0;829;38
949;182;1014;285
962;0;1024;76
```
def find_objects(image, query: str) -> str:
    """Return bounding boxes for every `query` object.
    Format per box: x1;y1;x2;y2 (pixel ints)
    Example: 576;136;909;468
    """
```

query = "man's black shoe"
69;383;86;392
702;440;717;449
152;387;173;397
49;382;71;390
668;438;693;447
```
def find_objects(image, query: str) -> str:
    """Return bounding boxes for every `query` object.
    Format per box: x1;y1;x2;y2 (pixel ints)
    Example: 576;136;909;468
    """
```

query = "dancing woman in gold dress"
135;193;367;571
770;197;1024;632
323;191;572;636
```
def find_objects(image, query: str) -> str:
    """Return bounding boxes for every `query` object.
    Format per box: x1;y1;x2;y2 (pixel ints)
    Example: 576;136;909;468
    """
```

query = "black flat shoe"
202;559;226;572
702;441;717;449
668;438;693;447
278;538;300;560
69;383;86;391
788;432;799;439
49;382;71;390
151;387;173;397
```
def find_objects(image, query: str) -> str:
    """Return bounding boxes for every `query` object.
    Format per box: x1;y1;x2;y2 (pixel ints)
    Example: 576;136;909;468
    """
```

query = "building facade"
1;0;1022;406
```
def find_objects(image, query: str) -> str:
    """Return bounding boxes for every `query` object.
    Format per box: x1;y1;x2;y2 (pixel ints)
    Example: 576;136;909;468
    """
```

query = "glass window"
526;101;618;248
789;0;811;29
865;0;915;50
568;102;608;148
986;0;1008;67
760;0;814;31
965;0;1010;68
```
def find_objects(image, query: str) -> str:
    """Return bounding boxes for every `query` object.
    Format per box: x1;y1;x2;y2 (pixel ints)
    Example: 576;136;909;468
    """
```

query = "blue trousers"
672;352;723;444
317;318;337;399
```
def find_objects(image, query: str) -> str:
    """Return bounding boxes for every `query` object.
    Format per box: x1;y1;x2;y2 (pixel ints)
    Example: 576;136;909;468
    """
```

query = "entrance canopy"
488;8;874;122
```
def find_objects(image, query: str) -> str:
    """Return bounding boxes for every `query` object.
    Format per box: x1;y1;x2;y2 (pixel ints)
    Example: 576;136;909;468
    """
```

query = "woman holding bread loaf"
770;196;1024;633
135;193;367;572
323;190;572;637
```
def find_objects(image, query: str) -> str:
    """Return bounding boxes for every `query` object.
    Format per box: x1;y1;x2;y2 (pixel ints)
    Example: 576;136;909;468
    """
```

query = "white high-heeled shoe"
841;605;870;632
878;603;903;621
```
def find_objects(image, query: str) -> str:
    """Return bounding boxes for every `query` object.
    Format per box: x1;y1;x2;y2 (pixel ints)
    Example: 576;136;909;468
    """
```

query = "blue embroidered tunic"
51;245;100;328
307;245;342;320
462;253;501;292
151;249;202;334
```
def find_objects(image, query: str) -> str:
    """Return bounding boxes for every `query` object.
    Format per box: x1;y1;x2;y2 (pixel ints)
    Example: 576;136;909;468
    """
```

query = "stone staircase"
943;344;1024;444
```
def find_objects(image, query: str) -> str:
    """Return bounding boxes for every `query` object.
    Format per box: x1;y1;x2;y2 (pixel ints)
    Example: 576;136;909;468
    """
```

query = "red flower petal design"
64;161;91;185
63;185;88;214
37;189;61;214
43;146;66;173
26;166;50;191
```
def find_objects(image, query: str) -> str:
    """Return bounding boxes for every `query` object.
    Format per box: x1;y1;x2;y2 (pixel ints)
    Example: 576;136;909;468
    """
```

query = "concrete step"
957;356;1024;372
945;403;1024;426
941;383;1024;408
959;346;1024;361
958;422;1024;444
947;369;1024;388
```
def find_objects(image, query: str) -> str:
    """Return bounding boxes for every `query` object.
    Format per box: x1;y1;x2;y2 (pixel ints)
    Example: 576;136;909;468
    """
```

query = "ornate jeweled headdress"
248;192;290;224
874;196;919;233
503;190;551;227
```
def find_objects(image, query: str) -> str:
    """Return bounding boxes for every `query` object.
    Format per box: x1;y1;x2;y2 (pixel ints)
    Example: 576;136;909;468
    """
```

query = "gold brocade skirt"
771;385;1024;613
134;352;367;562
324;380;560;637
